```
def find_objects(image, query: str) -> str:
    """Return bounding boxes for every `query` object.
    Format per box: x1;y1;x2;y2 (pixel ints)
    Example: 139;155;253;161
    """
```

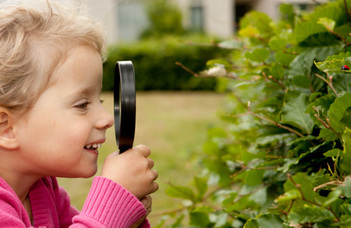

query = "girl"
0;0;158;227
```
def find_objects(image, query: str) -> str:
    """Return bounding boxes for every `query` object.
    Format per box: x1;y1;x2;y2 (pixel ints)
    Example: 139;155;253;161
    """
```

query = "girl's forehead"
47;46;102;86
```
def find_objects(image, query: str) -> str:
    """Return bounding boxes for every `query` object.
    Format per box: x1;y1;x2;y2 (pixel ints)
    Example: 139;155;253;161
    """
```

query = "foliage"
140;0;184;39
161;0;351;227
103;35;230;91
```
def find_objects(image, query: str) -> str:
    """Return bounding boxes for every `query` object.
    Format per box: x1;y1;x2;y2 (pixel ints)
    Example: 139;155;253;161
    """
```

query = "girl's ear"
0;109;19;149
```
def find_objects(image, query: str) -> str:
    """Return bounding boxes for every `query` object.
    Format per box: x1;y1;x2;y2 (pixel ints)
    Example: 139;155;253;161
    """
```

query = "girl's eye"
75;102;90;110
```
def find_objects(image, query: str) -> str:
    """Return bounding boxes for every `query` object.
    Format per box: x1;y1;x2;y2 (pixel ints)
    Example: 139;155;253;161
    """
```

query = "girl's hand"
131;195;152;228
101;145;159;199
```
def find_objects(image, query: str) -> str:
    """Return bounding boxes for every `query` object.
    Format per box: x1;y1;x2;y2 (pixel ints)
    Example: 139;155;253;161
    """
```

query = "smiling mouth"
84;143;102;150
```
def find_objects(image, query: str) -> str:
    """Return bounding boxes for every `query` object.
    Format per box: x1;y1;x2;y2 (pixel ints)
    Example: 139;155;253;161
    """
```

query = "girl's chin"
61;166;98;179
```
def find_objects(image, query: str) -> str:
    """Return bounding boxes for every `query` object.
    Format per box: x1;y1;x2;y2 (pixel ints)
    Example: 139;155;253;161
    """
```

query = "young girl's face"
14;46;114;178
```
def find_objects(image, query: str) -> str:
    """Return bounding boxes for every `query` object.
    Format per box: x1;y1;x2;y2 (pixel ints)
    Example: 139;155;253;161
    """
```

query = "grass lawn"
58;91;226;226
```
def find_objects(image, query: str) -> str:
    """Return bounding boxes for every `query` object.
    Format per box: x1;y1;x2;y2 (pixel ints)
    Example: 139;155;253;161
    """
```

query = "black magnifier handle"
114;61;136;153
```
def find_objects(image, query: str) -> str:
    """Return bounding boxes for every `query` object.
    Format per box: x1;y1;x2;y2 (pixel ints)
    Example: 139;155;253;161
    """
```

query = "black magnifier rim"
114;61;136;153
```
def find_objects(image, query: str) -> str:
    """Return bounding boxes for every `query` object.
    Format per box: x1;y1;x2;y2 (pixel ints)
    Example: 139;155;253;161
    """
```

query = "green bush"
103;35;230;91
141;0;185;39
160;0;351;227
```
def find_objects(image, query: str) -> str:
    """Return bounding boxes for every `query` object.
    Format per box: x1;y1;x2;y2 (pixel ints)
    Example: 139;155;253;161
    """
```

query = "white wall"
84;0;118;44
203;0;234;37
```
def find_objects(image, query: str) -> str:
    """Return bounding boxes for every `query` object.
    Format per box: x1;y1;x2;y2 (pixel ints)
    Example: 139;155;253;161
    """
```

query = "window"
190;5;204;32
117;1;149;41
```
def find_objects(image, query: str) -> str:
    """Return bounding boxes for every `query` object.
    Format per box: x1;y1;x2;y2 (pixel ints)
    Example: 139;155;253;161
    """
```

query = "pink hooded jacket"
0;176;150;227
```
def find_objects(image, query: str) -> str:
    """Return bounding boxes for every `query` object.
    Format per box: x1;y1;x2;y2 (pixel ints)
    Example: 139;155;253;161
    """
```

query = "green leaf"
281;91;314;135
291;75;311;89
270;63;285;80
304;1;344;25
284;173;317;202
275;51;296;67
336;176;351;198
189;212;212;227
276;189;302;203
324;148;342;157
245;214;283;228
218;39;244;49
328;92;351;133
192;206;213;213
277;158;299;173
294;21;328;44
340;128;351;174
289;205;335;223
334;23;351;38
322;189;342;207
240;11;273;38
249;186;267;205
245;48;270;63
306;94;336;127
244;169;265;186
318;128;339;141
165;184;196;202
314;52;351;72
317;17;336;31
194;176;207;199
289;46;343;79
269;37;287;51
332;73;351;94
244;219;259;228
280;3;294;16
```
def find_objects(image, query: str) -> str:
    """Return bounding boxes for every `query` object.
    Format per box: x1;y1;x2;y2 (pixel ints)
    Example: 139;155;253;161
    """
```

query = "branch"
175;61;254;81
312;106;341;138
247;102;305;138
287;174;340;222
175;61;236;79
313;180;343;192
315;73;339;96
262;71;286;90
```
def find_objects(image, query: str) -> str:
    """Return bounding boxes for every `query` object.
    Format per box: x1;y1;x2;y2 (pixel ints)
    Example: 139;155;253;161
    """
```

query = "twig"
175;61;200;77
247;102;305;138
273;204;289;216
312;106;341;138
287;174;320;207
175;61;238;79
262;71;286;90
221;112;251;119
315;73;338;96
313;180;343;192
287;174;340;222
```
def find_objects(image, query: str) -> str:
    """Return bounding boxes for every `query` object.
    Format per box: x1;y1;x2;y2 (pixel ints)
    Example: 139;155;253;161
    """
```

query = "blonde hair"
0;0;106;114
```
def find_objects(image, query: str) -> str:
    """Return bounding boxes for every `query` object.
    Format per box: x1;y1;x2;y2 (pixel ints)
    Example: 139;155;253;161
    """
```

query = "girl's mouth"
84;143;102;150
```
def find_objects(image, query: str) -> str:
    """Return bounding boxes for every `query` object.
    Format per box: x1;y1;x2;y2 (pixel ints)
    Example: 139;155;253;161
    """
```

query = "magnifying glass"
114;61;136;153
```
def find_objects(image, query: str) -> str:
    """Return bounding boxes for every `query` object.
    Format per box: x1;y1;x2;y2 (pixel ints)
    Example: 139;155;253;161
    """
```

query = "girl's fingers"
151;181;159;194
140;195;152;213
134;144;151;157
147;157;154;169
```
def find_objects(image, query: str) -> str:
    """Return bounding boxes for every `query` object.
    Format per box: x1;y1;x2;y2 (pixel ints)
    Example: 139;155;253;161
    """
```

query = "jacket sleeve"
69;177;149;228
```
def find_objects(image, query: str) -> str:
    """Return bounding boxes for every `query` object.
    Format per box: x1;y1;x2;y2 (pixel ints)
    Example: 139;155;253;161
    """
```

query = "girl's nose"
96;107;114;130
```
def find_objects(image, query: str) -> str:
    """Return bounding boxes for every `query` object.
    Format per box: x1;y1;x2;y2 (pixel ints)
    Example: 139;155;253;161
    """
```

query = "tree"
140;0;184;39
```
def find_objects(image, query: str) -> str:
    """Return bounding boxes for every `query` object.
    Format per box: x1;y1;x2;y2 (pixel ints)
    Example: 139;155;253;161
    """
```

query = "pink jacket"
0;176;150;227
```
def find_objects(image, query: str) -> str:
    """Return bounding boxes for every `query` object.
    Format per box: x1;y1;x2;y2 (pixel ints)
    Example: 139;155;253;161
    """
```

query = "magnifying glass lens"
114;61;136;153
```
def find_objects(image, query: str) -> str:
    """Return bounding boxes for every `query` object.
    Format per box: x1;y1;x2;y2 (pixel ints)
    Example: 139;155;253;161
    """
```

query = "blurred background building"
0;0;326;43
83;0;326;44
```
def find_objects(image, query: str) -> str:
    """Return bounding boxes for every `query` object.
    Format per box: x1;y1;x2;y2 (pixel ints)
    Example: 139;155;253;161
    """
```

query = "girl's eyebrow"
64;85;101;101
